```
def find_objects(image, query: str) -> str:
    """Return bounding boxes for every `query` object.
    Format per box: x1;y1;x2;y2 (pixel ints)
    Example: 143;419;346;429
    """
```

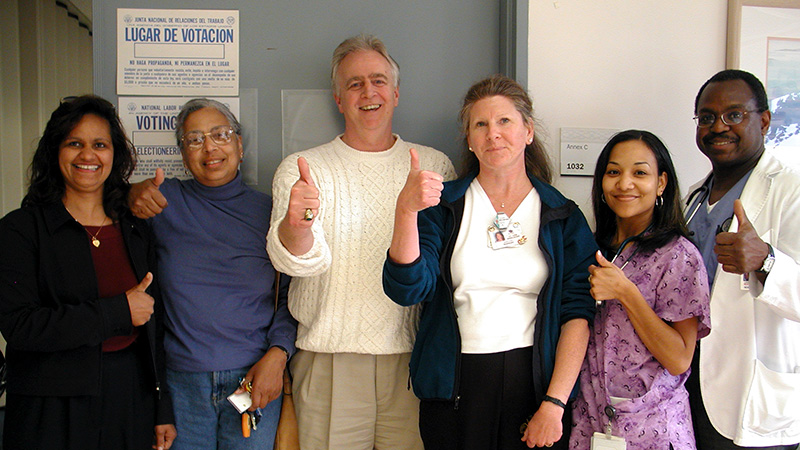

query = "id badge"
740;272;750;291
488;222;526;249
591;432;626;450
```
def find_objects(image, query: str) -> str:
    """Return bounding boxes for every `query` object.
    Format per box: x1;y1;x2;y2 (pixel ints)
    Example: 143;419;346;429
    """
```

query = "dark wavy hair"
458;74;552;183
22;95;136;220
592;130;689;254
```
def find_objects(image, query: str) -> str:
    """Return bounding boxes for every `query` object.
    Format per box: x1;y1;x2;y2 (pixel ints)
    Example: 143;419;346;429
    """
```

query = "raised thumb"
153;168;165;187
297;157;315;186
136;272;153;292
733;199;751;230
409;148;420;172
595;250;613;267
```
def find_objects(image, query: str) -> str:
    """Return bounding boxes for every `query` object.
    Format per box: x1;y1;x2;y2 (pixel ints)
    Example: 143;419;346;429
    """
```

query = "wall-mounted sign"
559;128;618;176
117;8;239;96
119;96;240;182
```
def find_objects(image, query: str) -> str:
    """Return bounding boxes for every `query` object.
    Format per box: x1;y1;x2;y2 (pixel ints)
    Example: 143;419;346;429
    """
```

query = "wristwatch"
757;243;775;274
274;346;290;361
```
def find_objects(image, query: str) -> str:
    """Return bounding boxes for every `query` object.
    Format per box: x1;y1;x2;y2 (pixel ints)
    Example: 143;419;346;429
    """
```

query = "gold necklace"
84;217;108;247
65;206;108;247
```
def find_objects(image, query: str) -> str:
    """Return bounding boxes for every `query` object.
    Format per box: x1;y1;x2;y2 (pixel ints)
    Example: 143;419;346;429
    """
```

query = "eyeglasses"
694;110;759;128
181;125;236;149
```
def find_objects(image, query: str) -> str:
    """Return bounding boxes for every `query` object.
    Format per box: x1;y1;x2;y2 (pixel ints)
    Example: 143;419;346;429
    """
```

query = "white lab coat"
686;151;800;446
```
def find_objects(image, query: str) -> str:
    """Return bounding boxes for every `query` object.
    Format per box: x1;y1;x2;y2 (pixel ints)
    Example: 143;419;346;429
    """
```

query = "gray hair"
175;98;242;148
330;34;400;95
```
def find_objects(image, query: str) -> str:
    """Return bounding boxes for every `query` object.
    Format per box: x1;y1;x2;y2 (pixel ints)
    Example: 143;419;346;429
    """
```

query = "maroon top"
86;222;140;352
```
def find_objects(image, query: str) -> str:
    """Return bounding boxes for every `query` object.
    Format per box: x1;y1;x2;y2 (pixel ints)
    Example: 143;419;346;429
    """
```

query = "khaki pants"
290;351;423;450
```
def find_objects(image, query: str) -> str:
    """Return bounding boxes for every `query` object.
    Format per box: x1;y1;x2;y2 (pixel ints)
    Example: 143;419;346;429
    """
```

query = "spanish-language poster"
117;8;239;96
119;96;240;182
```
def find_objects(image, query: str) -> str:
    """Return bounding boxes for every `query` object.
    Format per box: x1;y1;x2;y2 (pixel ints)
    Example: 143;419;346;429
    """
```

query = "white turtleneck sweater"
267;134;455;354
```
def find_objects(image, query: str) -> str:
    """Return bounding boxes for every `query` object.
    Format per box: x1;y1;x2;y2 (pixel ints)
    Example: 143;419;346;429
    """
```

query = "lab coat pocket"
742;359;800;438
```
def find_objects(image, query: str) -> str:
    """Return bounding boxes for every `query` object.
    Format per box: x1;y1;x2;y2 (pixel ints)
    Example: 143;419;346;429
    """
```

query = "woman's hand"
128;168;168;219
588;251;635;302
126;272;155;326
591;250;698;375
396;148;444;215
388;149;444;265
235;347;287;410
521;401;563;448
153;424;177;450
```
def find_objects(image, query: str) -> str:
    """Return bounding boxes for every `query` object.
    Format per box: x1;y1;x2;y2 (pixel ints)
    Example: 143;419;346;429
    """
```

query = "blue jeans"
167;367;282;450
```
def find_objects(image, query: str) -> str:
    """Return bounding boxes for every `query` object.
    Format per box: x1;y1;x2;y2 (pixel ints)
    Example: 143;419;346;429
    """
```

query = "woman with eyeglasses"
0;95;176;449
569;130;711;450
127;98;296;450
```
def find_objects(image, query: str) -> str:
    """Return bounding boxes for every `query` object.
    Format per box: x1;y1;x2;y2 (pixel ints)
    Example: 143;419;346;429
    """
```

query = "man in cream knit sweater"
266;34;455;449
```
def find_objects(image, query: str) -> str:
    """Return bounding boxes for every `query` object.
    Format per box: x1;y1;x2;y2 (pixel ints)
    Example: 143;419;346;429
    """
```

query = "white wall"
528;0;727;223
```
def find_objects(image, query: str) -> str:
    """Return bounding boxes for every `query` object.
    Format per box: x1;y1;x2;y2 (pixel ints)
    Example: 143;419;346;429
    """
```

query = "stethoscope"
606;233;643;269
684;174;714;226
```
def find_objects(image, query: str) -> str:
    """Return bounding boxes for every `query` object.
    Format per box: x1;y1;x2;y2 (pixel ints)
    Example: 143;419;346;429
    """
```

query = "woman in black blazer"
0;95;175;450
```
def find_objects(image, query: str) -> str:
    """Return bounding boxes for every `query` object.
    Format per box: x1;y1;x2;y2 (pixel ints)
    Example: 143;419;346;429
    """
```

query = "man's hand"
126;272;154;326
284;157;320;228
129;168;168;219
396;148;444;215
278;157;320;255
715;199;770;274
234;347;287;410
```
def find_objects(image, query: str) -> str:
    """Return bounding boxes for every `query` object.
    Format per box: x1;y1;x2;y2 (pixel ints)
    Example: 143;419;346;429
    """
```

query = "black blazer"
0;202;173;424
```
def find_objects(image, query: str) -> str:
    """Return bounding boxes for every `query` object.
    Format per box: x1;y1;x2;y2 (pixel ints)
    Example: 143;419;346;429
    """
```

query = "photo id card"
488;221;525;249
591;432;626;450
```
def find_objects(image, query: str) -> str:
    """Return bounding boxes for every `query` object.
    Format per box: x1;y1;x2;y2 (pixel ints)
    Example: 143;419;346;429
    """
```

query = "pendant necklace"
65;206;108;247
85;217;108;247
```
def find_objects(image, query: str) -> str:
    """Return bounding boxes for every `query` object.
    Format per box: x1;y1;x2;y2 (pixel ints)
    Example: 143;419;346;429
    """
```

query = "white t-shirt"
450;179;548;354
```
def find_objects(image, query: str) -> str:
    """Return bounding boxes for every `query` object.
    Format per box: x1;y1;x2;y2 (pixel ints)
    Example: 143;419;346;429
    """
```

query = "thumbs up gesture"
588;250;632;302
714;199;770;274
126;272;155;326
396;148;445;215
129;168;168;219
284;157;320;228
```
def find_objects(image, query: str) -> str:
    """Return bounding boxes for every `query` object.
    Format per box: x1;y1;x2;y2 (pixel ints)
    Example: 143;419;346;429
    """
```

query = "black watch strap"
542;394;566;409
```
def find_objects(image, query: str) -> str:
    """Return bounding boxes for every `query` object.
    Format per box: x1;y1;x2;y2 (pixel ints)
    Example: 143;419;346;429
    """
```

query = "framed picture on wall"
727;0;800;166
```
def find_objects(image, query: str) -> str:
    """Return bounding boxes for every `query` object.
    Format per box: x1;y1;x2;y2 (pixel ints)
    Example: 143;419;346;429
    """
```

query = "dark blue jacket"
383;172;596;401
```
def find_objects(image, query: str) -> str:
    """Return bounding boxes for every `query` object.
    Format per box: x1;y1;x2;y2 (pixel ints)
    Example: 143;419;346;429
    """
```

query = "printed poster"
117;8;239;96
119;96;240;182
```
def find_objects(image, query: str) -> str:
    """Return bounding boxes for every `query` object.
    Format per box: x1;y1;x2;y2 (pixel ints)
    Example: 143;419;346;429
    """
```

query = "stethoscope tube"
684;175;713;226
